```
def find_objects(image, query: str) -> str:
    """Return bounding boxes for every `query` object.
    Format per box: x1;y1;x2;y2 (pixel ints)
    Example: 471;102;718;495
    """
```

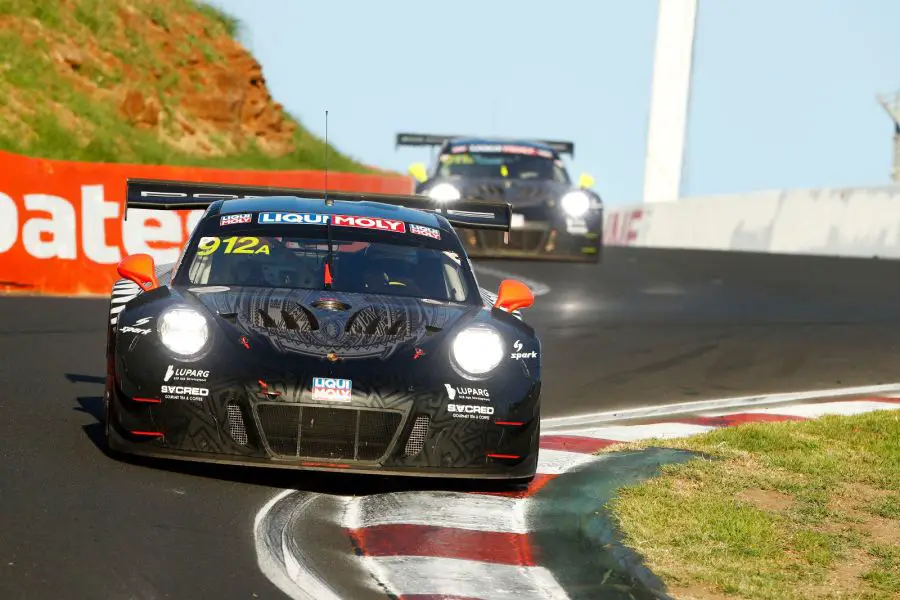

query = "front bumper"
462;227;601;262
461;208;603;262
108;381;540;480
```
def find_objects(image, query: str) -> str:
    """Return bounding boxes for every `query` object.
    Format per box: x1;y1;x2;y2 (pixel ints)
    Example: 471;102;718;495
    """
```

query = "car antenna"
323;109;334;290
324;109;332;206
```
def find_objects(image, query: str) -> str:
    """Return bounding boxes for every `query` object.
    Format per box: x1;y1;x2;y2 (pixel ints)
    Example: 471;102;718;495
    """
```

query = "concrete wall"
604;185;900;259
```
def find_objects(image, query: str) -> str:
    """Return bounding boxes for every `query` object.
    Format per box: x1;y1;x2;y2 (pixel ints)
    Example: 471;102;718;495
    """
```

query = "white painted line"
253;490;344;600
472;264;552;296
550;422;716;441
541;383;900;430
254;385;900;600
536;448;603;475
343;493;530;534
358;556;570;600
704;400;900;419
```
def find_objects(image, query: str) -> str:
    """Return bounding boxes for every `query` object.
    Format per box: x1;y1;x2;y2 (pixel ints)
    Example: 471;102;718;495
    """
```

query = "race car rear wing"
396;132;575;157
124;178;512;231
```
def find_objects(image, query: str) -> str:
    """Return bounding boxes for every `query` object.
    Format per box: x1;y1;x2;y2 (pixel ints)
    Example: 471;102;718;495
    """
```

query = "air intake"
403;415;430;456
226;401;249;445
256;405;401;461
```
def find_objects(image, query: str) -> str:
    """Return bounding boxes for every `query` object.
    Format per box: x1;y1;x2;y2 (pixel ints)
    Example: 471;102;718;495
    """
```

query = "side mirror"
117;253;159;291
494;279;534;313
578;173;595;189
408;162;428;183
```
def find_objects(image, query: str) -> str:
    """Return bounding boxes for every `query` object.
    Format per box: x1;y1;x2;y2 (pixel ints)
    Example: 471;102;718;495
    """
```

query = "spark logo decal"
120;316;152;335
510;339;538;360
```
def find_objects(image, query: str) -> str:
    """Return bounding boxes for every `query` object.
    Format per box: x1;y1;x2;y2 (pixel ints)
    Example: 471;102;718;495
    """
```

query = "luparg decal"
444;383;490;402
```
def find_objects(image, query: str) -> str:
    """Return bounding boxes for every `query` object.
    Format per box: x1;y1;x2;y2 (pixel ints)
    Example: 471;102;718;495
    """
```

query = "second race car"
397;133;604;262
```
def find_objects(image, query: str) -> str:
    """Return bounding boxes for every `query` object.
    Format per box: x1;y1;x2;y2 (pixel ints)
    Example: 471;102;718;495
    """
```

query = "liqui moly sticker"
312;377;352;402
220;213;252;226
258;212;406;233
409;223;441;239
332;215;406;233
258;212;329;225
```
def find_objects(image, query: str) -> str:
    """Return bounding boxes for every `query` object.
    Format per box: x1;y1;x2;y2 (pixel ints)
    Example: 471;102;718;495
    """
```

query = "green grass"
192;1;240;37
606;410;900;599
0;0;373;173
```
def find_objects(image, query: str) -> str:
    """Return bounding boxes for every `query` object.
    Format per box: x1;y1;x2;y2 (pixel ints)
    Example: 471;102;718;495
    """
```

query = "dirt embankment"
0;0;364;170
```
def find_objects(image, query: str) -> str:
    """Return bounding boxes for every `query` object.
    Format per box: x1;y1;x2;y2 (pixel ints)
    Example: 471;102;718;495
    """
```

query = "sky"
207;0;900;206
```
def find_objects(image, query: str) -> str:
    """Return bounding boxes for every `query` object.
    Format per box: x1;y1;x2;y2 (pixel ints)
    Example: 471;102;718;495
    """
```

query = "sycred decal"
447;403;494;420
160;385;209;402
312;377;352;402
510;339;538;360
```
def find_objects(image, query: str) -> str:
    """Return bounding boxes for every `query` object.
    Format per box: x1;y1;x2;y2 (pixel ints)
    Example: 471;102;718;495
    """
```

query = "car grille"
255;403;402;461
465;229;551;253
226;400;249;446
403;415;430;456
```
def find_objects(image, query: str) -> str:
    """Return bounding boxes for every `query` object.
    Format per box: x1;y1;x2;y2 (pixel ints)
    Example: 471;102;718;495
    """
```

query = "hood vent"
254;305;319;332
345;307;412;337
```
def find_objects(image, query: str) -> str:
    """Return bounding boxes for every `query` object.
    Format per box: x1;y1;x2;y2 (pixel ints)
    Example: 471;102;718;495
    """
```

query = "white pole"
642;0;699;203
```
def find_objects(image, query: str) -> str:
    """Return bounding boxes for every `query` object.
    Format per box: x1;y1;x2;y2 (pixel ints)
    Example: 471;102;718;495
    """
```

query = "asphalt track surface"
3;247;900;599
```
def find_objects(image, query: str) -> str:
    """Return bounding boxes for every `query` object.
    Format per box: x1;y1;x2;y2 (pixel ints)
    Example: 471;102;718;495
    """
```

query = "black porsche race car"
397;133;604;262
105;179;541;482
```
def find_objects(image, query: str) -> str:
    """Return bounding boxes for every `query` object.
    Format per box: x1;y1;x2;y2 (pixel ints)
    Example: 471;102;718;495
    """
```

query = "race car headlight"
158;308;209;357
427;183;461;202
451;325;504;376
561;191;590;218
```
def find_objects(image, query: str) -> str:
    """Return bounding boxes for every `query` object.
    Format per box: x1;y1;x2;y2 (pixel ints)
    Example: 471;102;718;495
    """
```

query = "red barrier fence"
0;150;413;296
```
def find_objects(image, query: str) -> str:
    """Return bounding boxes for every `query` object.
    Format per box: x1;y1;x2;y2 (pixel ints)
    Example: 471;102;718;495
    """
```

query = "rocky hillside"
0;0;367;171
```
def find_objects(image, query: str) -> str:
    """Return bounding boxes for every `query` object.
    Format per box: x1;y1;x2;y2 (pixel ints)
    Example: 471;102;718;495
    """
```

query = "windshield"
437;148;569;182
178;217;474;303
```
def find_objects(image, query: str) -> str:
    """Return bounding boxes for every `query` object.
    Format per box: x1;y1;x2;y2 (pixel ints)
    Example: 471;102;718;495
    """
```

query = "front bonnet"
187;286;471;361
451;178;572;208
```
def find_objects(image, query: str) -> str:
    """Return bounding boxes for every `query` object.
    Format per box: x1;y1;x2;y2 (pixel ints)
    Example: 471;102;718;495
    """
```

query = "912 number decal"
197;236;271;256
